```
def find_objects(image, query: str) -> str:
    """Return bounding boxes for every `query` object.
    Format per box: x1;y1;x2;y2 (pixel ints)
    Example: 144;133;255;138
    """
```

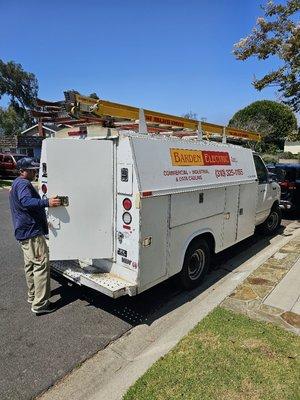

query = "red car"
0;153;27;178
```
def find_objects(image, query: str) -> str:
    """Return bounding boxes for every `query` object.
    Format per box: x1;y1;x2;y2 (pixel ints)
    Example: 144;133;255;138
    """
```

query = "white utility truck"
39;129;281;298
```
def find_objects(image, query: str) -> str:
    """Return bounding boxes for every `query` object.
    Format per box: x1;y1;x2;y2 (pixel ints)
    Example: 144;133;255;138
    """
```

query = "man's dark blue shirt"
9;177;49;241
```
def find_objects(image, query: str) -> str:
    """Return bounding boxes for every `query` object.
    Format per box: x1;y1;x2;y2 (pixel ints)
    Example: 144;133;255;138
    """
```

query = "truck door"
253;154;274;224
236;182;257;242
46;139;114;261
222;185;239;248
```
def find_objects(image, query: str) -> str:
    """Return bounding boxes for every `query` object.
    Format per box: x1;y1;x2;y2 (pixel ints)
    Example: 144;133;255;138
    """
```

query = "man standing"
9;157;61;314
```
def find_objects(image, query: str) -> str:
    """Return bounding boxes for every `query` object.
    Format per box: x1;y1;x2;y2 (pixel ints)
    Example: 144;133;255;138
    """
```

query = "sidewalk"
222;235;300;334
37;221;300;400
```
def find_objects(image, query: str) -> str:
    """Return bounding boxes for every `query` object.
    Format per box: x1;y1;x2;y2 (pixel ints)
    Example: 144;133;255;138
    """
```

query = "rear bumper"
50;260;137;298
279;200;295;211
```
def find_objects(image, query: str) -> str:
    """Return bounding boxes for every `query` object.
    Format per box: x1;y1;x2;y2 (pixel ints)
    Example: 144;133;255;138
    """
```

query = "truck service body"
39;129;280;298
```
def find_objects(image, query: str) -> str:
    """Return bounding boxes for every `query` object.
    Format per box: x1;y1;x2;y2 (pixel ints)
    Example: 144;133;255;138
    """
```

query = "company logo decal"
170;149;203;166
170;148;231;166
202;151;231;166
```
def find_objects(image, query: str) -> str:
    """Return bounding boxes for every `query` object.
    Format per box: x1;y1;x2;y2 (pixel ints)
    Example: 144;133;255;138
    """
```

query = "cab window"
253;155;268;184
274;167;286;182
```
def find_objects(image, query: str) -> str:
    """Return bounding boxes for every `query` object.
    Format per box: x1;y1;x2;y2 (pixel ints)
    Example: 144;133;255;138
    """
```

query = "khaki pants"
20;235;50;311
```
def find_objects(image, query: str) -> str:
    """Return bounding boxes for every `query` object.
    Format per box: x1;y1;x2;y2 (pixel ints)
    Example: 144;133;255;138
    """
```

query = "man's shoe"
31;302;57;315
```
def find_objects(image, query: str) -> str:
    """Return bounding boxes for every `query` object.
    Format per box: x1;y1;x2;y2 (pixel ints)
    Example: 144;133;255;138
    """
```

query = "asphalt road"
0;188;297;400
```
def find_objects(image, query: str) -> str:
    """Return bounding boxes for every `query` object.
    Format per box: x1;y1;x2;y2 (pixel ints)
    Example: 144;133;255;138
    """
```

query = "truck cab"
253;153;281;229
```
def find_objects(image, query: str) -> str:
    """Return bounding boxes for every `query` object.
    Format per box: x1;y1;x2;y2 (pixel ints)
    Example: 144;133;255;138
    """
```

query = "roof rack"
32;91;261;143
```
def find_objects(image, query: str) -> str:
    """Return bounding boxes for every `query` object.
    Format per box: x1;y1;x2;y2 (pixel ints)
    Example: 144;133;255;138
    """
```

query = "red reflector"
123;198;132;210
123;225;131;230
142;191;152;197
41;184;47;194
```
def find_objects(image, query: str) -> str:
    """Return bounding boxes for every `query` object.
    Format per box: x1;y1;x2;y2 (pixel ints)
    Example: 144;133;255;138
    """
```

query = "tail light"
41;184;48;194
279;180;296;190
123;198;132;210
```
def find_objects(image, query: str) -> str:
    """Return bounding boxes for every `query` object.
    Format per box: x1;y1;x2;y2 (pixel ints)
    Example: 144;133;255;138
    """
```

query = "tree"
0;106;28;136
0;60;38;134
287;126;300;141
89;92;99;99
228;100;298;151
233;0;300;112
0;60;38;109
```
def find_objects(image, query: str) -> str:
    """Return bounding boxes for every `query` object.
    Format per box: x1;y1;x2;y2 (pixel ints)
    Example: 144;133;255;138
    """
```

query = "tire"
179;239;211;290
261;205;282;234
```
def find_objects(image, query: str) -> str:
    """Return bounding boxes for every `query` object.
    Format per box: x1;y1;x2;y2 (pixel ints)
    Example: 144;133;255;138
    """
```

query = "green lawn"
0;178;13;189
124;307;300;400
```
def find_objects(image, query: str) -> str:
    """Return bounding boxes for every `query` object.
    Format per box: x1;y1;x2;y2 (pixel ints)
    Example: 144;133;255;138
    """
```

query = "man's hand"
49;196;61;207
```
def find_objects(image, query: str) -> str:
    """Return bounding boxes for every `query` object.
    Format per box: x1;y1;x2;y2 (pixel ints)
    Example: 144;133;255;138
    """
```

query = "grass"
123;307;300;400
0;178;13;189
0;178;38;190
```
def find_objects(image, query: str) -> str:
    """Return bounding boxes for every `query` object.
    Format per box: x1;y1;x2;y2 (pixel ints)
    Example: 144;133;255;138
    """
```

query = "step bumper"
50;260;137;298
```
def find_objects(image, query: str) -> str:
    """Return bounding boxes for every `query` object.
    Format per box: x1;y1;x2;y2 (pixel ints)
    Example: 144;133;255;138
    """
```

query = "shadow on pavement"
51;222;296;327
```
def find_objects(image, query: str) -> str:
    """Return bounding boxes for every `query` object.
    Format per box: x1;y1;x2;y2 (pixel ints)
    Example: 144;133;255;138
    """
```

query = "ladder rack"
33;91;261;142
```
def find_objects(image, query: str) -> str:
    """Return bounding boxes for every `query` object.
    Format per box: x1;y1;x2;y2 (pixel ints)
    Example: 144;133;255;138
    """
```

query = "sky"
0;0;286;125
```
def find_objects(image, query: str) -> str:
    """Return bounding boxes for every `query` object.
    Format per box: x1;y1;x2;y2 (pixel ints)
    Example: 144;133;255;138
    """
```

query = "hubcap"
188;249;205;280
267;211;279;231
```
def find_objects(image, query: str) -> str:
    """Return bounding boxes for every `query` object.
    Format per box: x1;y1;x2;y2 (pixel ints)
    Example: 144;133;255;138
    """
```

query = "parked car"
267;163;300;211
0;153;26;178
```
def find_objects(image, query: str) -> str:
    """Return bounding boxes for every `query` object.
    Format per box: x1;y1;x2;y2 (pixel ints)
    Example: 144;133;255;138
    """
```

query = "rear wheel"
179;239;211;290
261;205;282;234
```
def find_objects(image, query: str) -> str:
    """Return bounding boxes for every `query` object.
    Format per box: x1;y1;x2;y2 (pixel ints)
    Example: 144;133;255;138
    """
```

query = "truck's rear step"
50;260;136;298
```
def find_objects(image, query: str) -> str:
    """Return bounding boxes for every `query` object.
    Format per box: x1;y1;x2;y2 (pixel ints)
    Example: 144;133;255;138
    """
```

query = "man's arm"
18;183;48;208
17;182;61;208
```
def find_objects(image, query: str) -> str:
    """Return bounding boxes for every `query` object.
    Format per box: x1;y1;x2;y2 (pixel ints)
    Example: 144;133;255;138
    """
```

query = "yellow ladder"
64;91;261;142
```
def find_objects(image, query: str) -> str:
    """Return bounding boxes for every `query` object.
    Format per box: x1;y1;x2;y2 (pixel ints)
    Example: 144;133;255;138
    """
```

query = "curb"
37;222;300;400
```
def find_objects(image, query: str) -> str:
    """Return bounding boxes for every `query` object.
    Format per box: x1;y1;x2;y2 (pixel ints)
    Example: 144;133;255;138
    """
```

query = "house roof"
21;124;57;135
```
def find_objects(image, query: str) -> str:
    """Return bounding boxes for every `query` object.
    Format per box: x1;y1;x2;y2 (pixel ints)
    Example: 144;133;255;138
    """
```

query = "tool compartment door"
46;139;114;260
